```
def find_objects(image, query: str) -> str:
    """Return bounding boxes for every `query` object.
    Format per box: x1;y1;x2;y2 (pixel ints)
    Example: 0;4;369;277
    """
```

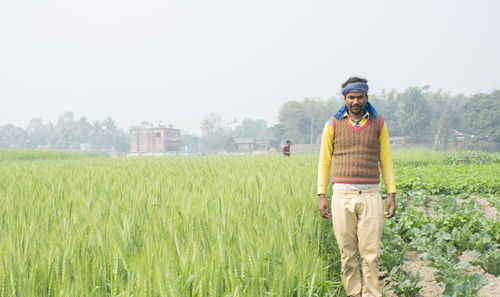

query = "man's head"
341;77;369;116
286;140;291;145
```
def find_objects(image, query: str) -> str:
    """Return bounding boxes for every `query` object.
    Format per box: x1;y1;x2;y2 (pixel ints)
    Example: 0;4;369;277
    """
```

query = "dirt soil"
422;195;436;215
382;251;444;297
381;196;500;297
382;250;500;297
469;196;499;221
459;251;500;297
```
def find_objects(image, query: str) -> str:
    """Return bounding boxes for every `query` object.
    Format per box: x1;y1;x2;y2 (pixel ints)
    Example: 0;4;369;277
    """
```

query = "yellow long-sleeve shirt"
317;112;396;195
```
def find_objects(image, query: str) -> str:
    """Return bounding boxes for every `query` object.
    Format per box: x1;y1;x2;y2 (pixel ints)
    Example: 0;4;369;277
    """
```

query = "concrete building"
130;128;182;154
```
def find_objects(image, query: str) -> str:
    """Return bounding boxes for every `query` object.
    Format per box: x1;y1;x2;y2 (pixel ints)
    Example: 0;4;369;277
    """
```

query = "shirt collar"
343;111;370;120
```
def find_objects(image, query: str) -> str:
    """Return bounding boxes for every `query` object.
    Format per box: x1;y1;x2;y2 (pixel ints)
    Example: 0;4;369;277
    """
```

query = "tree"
423;91;465;150
433;110;460;149
90;117;129;152
181;132;201;152
74;116;92;146
270;123;286;146
0;124;29;148
462;90;500;144
55;112;78;148
278;98;329;144
200;113;233;151
1;112;131;152
26;118;57;148
101;117;129;152
370;90;401;136
395;87;431;138
278;101;306;143
301;98;330;144
232;119;271;139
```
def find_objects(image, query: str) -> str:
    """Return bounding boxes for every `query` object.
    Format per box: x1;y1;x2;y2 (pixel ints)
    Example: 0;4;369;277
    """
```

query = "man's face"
344;92;367;116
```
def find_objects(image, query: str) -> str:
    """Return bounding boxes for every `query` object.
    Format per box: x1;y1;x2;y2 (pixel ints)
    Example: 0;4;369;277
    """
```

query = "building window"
156;132;161;137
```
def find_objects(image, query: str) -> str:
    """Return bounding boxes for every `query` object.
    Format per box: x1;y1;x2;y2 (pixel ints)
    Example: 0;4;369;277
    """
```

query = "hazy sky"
1;0;499;133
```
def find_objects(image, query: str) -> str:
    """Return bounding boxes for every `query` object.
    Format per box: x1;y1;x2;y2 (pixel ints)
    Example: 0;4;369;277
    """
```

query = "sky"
1;0;499;134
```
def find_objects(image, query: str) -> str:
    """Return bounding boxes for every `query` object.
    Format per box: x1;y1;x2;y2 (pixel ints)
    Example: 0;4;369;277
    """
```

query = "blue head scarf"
334;82;378;121
341;81;369;96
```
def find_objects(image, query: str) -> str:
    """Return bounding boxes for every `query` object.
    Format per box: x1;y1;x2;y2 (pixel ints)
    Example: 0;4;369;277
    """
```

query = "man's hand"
385;193;397;218
318;194;330;219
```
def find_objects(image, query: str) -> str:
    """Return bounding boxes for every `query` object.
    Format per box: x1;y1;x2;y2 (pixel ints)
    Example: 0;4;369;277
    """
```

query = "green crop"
394;164;500;194
443;151;500;165
0;149;104;161
0;154;344;297
0;150;498;297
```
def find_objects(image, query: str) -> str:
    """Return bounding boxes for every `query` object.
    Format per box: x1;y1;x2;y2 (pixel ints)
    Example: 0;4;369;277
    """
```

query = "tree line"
0;112;129;152
1;88;499;152
273;87;499;150
199;88;499;151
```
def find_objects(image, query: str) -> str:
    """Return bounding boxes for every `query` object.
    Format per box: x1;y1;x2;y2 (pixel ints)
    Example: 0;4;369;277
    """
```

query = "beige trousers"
331;188;384;297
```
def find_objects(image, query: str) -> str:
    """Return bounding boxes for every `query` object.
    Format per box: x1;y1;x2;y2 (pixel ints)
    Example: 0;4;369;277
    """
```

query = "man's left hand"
385;193;396;218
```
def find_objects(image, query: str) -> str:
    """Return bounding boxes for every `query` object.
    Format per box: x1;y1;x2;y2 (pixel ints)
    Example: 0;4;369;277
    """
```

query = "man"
317;77;396;297
282;140;291;156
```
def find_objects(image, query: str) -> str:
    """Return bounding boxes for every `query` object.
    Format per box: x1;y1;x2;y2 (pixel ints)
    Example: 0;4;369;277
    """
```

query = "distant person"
282;140;291;156
317;77;396;297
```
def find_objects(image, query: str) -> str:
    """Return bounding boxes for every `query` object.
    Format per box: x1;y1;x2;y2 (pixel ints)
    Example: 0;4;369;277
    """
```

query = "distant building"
234;138;277;152
130;128;182;153
453;130;465;142
255;139;276;151
234;138;256;152
79;143;92;151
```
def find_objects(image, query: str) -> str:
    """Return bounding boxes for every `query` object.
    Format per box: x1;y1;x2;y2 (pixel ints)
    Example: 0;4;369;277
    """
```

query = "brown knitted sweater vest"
330;116;384;184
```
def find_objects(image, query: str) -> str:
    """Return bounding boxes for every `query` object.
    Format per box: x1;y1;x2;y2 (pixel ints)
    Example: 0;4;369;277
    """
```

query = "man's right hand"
318;194;330;219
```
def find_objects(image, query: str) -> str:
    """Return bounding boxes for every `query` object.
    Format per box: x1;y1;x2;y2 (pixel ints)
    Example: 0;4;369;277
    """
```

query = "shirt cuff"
317;186;328;195
386;184;396;194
